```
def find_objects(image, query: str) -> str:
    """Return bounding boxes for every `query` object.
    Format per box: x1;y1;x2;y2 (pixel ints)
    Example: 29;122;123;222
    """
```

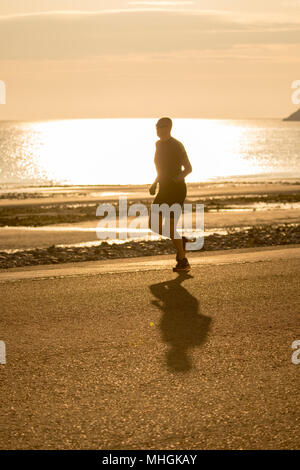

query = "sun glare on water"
19;118;266;185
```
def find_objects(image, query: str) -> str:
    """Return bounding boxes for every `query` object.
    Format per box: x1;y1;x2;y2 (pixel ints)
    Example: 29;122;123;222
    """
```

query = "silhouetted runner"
149;117;192;271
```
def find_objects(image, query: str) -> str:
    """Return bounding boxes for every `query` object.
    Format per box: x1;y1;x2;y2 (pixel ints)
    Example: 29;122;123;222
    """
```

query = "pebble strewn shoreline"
0;224;299;270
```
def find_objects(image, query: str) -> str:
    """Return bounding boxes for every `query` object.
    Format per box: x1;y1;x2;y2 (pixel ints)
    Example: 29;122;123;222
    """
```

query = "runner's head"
156;117;172;140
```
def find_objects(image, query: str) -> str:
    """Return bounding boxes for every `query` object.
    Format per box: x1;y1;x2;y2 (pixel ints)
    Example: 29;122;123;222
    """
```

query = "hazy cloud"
1;9;300;60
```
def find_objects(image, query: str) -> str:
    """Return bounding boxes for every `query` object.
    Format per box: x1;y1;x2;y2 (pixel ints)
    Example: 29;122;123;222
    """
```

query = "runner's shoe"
173;257;191;272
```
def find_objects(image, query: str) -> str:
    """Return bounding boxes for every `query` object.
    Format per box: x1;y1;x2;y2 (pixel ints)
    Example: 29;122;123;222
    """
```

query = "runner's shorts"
153;181;187;207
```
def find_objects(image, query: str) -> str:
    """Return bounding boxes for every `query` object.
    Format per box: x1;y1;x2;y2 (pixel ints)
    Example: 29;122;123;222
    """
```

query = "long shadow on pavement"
149;272;212;373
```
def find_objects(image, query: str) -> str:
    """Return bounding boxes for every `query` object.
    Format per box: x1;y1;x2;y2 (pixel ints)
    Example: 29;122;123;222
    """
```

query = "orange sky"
0;0;299;120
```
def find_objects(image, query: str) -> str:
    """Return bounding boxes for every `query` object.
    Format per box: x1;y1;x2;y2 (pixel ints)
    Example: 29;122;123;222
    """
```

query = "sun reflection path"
21;118;268;185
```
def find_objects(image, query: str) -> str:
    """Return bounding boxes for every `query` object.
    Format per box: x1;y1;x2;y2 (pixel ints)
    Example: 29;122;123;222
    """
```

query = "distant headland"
283;109;300;121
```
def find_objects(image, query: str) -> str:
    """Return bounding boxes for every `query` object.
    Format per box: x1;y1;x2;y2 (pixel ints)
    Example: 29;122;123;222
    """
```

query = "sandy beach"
0;181;300;268
1;246;300;449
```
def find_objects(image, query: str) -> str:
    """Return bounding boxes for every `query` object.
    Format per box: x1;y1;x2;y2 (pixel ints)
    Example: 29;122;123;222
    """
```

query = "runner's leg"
148;207;163;235
168;213;185;260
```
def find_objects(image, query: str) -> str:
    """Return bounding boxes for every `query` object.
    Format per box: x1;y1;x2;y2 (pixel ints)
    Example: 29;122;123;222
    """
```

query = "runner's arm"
172;143;192;182
180;143;192;178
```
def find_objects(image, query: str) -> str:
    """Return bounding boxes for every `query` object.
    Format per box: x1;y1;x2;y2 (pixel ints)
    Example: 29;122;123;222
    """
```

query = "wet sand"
1;208;300;251
1;181;300;206
1;181;300;267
